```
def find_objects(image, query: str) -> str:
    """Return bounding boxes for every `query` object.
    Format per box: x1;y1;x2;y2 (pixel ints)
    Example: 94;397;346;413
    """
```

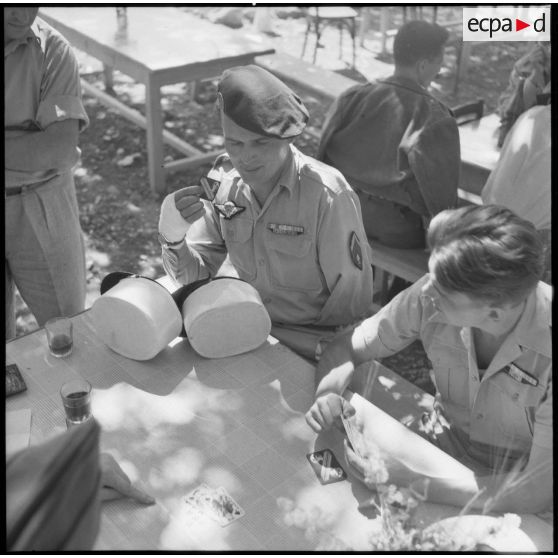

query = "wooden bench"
254;52;360;103
369;242;429;309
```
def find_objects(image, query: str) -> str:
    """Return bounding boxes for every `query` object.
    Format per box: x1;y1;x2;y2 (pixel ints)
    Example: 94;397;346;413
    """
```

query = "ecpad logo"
463;6;550;42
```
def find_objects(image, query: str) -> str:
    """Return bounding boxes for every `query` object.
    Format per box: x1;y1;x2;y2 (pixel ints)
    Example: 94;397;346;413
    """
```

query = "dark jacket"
318;75;460;217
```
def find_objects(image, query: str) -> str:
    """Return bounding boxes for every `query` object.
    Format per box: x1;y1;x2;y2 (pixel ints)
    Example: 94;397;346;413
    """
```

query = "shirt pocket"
491;372;545;440
220;217;256;280
427;338;469;407
265;232;322;292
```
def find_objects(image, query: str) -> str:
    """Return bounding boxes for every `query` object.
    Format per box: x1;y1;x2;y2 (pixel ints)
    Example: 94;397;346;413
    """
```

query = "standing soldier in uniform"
158;65;374;360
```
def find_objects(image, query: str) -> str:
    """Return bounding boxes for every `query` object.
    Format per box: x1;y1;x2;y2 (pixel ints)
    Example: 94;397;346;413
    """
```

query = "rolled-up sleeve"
355;275;428;359
35;29;89;131
315;190;374;325
162;201;228;284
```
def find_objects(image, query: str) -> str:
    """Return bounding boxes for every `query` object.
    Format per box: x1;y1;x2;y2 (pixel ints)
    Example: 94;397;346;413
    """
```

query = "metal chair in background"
402;6;438;23
301;6;358;68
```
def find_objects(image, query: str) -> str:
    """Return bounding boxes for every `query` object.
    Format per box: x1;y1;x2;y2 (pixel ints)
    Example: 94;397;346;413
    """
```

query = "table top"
6;312;552;551
458;113;501;172
38;7;274;80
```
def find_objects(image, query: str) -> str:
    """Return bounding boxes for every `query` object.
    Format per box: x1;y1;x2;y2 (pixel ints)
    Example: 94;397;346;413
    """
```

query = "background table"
38;7;274;196
458;113;501;203
6;312;552;550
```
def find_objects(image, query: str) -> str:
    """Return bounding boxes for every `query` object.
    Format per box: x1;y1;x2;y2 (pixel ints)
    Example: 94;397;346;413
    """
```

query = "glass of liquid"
60;378;92;429
45;317;73;358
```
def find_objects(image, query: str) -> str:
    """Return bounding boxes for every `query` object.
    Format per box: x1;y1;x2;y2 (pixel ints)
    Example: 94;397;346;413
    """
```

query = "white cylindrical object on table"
182;278;271;358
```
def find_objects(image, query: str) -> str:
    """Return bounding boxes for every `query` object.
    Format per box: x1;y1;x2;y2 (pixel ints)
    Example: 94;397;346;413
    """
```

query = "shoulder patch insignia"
215;200;246;220
349;231;363;270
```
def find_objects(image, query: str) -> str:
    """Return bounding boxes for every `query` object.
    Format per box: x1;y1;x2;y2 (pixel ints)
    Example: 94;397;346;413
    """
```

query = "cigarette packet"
200;177;215;201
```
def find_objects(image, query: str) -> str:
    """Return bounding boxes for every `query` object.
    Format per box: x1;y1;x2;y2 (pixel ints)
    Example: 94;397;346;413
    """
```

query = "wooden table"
458;113;501;203
6;312;552;551
38;7;274;196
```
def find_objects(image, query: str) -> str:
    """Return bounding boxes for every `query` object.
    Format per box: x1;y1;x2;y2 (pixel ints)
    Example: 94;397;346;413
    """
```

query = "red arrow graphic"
516;18;530;31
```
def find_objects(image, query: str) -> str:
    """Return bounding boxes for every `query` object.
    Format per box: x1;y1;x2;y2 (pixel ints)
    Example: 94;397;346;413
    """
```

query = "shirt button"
512;393;519;401
476;413;484;420
258;259;265;266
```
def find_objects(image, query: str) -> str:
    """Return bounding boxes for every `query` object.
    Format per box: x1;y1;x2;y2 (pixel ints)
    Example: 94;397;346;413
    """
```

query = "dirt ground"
14;7;534;393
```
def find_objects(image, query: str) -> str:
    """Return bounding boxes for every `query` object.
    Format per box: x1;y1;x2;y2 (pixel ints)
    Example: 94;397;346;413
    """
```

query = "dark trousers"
357;192;426;299
356;191;426;249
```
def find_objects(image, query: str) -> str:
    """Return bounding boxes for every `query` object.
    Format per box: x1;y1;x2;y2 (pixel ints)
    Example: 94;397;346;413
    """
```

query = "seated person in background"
482;104;551;283
496;41;550;147
158;65;374;361
317;20;460;250
306;205;552;514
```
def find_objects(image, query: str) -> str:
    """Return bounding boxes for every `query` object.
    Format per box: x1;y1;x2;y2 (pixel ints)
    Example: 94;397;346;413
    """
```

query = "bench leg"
312;19;321;64
145;78;166;196
377;269;392;307
454;41;472;94
380;9;389;54
372;267;391;308
103;64;114;93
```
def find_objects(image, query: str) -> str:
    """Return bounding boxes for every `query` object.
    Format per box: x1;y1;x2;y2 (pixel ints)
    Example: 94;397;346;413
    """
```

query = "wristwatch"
158;232;185;250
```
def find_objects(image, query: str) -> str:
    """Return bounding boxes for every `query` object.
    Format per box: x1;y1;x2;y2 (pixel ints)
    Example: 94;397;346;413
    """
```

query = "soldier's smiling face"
221;112;291;190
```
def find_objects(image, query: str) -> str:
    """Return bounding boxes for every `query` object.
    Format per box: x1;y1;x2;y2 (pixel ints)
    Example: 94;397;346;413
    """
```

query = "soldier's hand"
99;453;155;505
174;185;205;222
159;185;204;242
305;393;355;433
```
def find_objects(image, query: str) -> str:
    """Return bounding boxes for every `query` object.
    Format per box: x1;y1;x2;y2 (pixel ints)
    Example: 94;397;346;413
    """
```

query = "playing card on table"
306;449;347;485
184;483;216;521
184;484;244;527
210;487;245;526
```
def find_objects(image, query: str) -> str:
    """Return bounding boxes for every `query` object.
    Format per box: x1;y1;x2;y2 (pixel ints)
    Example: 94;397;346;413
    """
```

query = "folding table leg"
145;78;166;196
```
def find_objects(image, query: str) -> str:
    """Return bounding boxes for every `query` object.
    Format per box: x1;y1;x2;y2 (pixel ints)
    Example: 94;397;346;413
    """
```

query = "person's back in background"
318;20;460;250
482;104;551;283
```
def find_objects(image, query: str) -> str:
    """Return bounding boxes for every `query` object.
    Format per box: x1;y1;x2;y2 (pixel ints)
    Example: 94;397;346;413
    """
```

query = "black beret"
217;65;309;138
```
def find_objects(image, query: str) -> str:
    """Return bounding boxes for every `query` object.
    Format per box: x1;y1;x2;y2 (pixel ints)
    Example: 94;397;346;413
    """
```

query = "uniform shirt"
317;75;460;217
162;145;374;328
354;275;552;460
4;18;89;188
482;106;551;230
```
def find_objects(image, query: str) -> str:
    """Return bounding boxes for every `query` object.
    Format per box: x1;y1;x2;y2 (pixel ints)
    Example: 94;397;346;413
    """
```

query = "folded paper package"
91;273;271;361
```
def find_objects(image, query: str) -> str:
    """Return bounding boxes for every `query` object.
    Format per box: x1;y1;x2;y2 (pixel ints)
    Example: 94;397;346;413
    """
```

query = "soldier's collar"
381;74;430;98
274;145;297;197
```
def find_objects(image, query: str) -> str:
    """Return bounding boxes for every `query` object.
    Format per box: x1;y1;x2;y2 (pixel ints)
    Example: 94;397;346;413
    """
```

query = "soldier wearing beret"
159;65;374;360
